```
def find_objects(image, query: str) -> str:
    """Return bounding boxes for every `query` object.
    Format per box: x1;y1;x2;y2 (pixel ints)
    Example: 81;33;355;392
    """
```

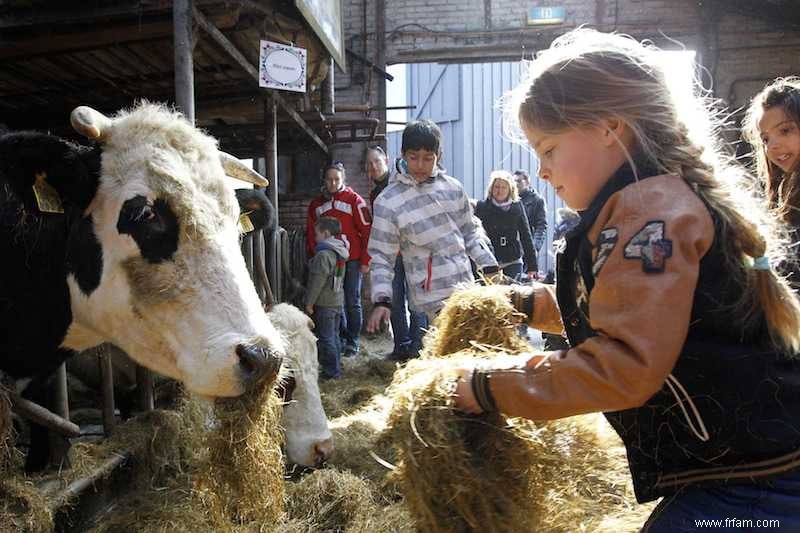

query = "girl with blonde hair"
453;29;800;531
474;170;538;280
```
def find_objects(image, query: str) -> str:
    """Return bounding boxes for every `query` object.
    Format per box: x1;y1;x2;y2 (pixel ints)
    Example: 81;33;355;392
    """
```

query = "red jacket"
306;187;371;265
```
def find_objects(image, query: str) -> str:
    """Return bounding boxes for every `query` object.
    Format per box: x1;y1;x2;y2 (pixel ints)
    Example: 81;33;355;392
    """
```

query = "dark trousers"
314;306;342;379
339;259;362;354
643;470;800;532
391;256;429;354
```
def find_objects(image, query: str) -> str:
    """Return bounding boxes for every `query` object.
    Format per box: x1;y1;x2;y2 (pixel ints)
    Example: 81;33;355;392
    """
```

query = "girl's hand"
453;368;484;415
305;304;314;316
367;306;391;333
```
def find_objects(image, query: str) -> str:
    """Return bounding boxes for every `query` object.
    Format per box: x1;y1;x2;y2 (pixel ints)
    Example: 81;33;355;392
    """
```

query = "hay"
281;469;413;533
378;285;656;532
89;374;286;531
193;386;286;527
383;353;546;533
424;285;529;356
0;477;53;533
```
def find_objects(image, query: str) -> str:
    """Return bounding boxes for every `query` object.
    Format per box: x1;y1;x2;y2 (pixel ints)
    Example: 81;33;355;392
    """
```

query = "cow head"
13;103;283;396
267;304;333;467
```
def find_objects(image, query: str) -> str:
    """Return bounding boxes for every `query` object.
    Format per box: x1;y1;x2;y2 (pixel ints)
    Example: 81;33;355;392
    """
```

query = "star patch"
623;221;673;273
592;227;618;276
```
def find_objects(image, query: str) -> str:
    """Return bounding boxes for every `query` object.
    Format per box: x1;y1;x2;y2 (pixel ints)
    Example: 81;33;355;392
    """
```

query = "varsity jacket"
369;170;497;316
306;187;371;266
474;200;538;271
519;187;548;253
478;164;800;502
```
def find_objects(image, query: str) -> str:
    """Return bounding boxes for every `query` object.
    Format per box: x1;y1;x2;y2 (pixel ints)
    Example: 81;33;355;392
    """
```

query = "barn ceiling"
0;0;349;158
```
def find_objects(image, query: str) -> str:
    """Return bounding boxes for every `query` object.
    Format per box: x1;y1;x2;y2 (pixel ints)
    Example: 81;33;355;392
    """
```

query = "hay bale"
425;285;529;357
282;469;413;533
383;353;548;533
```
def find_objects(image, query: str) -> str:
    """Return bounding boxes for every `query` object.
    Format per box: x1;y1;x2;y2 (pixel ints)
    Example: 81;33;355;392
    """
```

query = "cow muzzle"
236;343;282;389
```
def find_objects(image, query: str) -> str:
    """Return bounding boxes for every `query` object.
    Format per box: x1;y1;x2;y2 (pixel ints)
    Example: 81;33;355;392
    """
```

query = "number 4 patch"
623;221;673;273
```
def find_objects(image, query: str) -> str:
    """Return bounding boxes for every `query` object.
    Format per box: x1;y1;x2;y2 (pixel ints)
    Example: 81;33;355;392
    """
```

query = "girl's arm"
465;177;715;420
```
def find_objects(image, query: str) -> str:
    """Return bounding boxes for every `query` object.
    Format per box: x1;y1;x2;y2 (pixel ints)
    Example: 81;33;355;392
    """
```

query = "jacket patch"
623;221;673;273
592;227;618;276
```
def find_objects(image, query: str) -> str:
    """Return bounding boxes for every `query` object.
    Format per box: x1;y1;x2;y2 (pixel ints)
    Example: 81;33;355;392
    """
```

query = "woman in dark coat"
474;170;538;281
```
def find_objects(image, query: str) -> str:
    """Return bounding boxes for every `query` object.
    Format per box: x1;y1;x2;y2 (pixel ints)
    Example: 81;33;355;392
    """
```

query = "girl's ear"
600;117;629;147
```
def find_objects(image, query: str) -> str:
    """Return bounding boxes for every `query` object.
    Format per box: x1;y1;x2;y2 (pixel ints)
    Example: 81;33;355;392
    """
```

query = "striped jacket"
369;170;497;315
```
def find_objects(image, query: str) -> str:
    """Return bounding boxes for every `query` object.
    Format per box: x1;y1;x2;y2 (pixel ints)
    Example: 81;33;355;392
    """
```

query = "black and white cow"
0;103;284;470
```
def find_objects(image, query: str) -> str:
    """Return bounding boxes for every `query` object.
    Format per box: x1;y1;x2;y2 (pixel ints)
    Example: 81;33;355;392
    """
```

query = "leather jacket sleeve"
488;176;715;420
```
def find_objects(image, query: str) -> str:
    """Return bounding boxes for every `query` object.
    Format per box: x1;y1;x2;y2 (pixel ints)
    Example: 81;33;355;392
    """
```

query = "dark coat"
474;200;538;271
519;188;548;253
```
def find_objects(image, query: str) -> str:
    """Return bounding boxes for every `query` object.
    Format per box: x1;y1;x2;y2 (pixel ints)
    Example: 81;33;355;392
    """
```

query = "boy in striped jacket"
366;120;498;331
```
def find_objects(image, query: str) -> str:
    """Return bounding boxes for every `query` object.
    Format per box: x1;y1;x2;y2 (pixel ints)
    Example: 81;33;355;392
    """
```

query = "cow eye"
134;204;157;223
117;195;180;263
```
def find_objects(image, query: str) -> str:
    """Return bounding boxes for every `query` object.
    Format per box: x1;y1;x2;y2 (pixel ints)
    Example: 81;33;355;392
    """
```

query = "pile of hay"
89;373;286;532
280;469;413;533
379;284;654;532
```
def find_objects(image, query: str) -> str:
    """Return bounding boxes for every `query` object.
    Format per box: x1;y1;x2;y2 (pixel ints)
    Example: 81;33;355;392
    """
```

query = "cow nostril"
236;344;282;388
314;438;334;465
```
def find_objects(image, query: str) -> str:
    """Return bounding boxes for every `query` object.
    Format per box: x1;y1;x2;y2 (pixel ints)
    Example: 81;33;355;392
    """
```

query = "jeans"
643;470;800;532
339;260;362;354
314;306;342;379
391;256;429;354
501;262;524;282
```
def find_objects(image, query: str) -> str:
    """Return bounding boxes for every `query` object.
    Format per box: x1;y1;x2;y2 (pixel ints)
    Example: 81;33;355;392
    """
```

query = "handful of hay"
381;285;650;532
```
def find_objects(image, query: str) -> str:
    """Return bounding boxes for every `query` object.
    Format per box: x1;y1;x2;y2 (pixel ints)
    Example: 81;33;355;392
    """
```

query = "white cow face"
267;304;333;467
61;104;283;397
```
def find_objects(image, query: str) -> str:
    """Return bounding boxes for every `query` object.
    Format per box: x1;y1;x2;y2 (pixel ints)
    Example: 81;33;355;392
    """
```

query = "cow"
0;103;284;470
267;303;333;467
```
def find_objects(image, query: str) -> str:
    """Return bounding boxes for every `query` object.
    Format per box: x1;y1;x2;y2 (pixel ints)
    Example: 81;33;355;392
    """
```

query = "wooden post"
174;0;195;124
48;363;71;466
98;347;116;437
264;94;280;302
136;365;154;412
375;0;387;139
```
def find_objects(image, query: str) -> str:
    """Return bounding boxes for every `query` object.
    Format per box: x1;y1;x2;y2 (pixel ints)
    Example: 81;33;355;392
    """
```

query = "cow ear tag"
32;172;64;214
238;210;255;234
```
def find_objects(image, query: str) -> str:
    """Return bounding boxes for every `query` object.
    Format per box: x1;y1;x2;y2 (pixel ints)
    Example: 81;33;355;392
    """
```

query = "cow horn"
219;152;269;187
70;106;112;141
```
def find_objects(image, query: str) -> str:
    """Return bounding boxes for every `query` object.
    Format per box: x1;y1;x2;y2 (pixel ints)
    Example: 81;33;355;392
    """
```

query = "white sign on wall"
259;40;307;93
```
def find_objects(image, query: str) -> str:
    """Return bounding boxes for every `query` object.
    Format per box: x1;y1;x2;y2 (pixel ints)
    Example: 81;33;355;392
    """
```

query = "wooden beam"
11;394;81;438
0;0;222;29
192;6;329;154
0;11;240;61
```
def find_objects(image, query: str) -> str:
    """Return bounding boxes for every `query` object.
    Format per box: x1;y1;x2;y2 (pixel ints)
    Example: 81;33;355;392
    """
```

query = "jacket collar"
568;160;658;238
395;169;445;187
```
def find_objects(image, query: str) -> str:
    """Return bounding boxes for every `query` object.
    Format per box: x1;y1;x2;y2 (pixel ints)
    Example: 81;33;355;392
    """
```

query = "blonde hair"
485;170;519;202
742;77;800;226
502;28;800;353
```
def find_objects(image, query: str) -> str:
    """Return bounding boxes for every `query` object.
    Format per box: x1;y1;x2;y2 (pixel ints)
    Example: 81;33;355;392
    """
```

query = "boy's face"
403;148;438;183
315;228;331;242
758;106;800;174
